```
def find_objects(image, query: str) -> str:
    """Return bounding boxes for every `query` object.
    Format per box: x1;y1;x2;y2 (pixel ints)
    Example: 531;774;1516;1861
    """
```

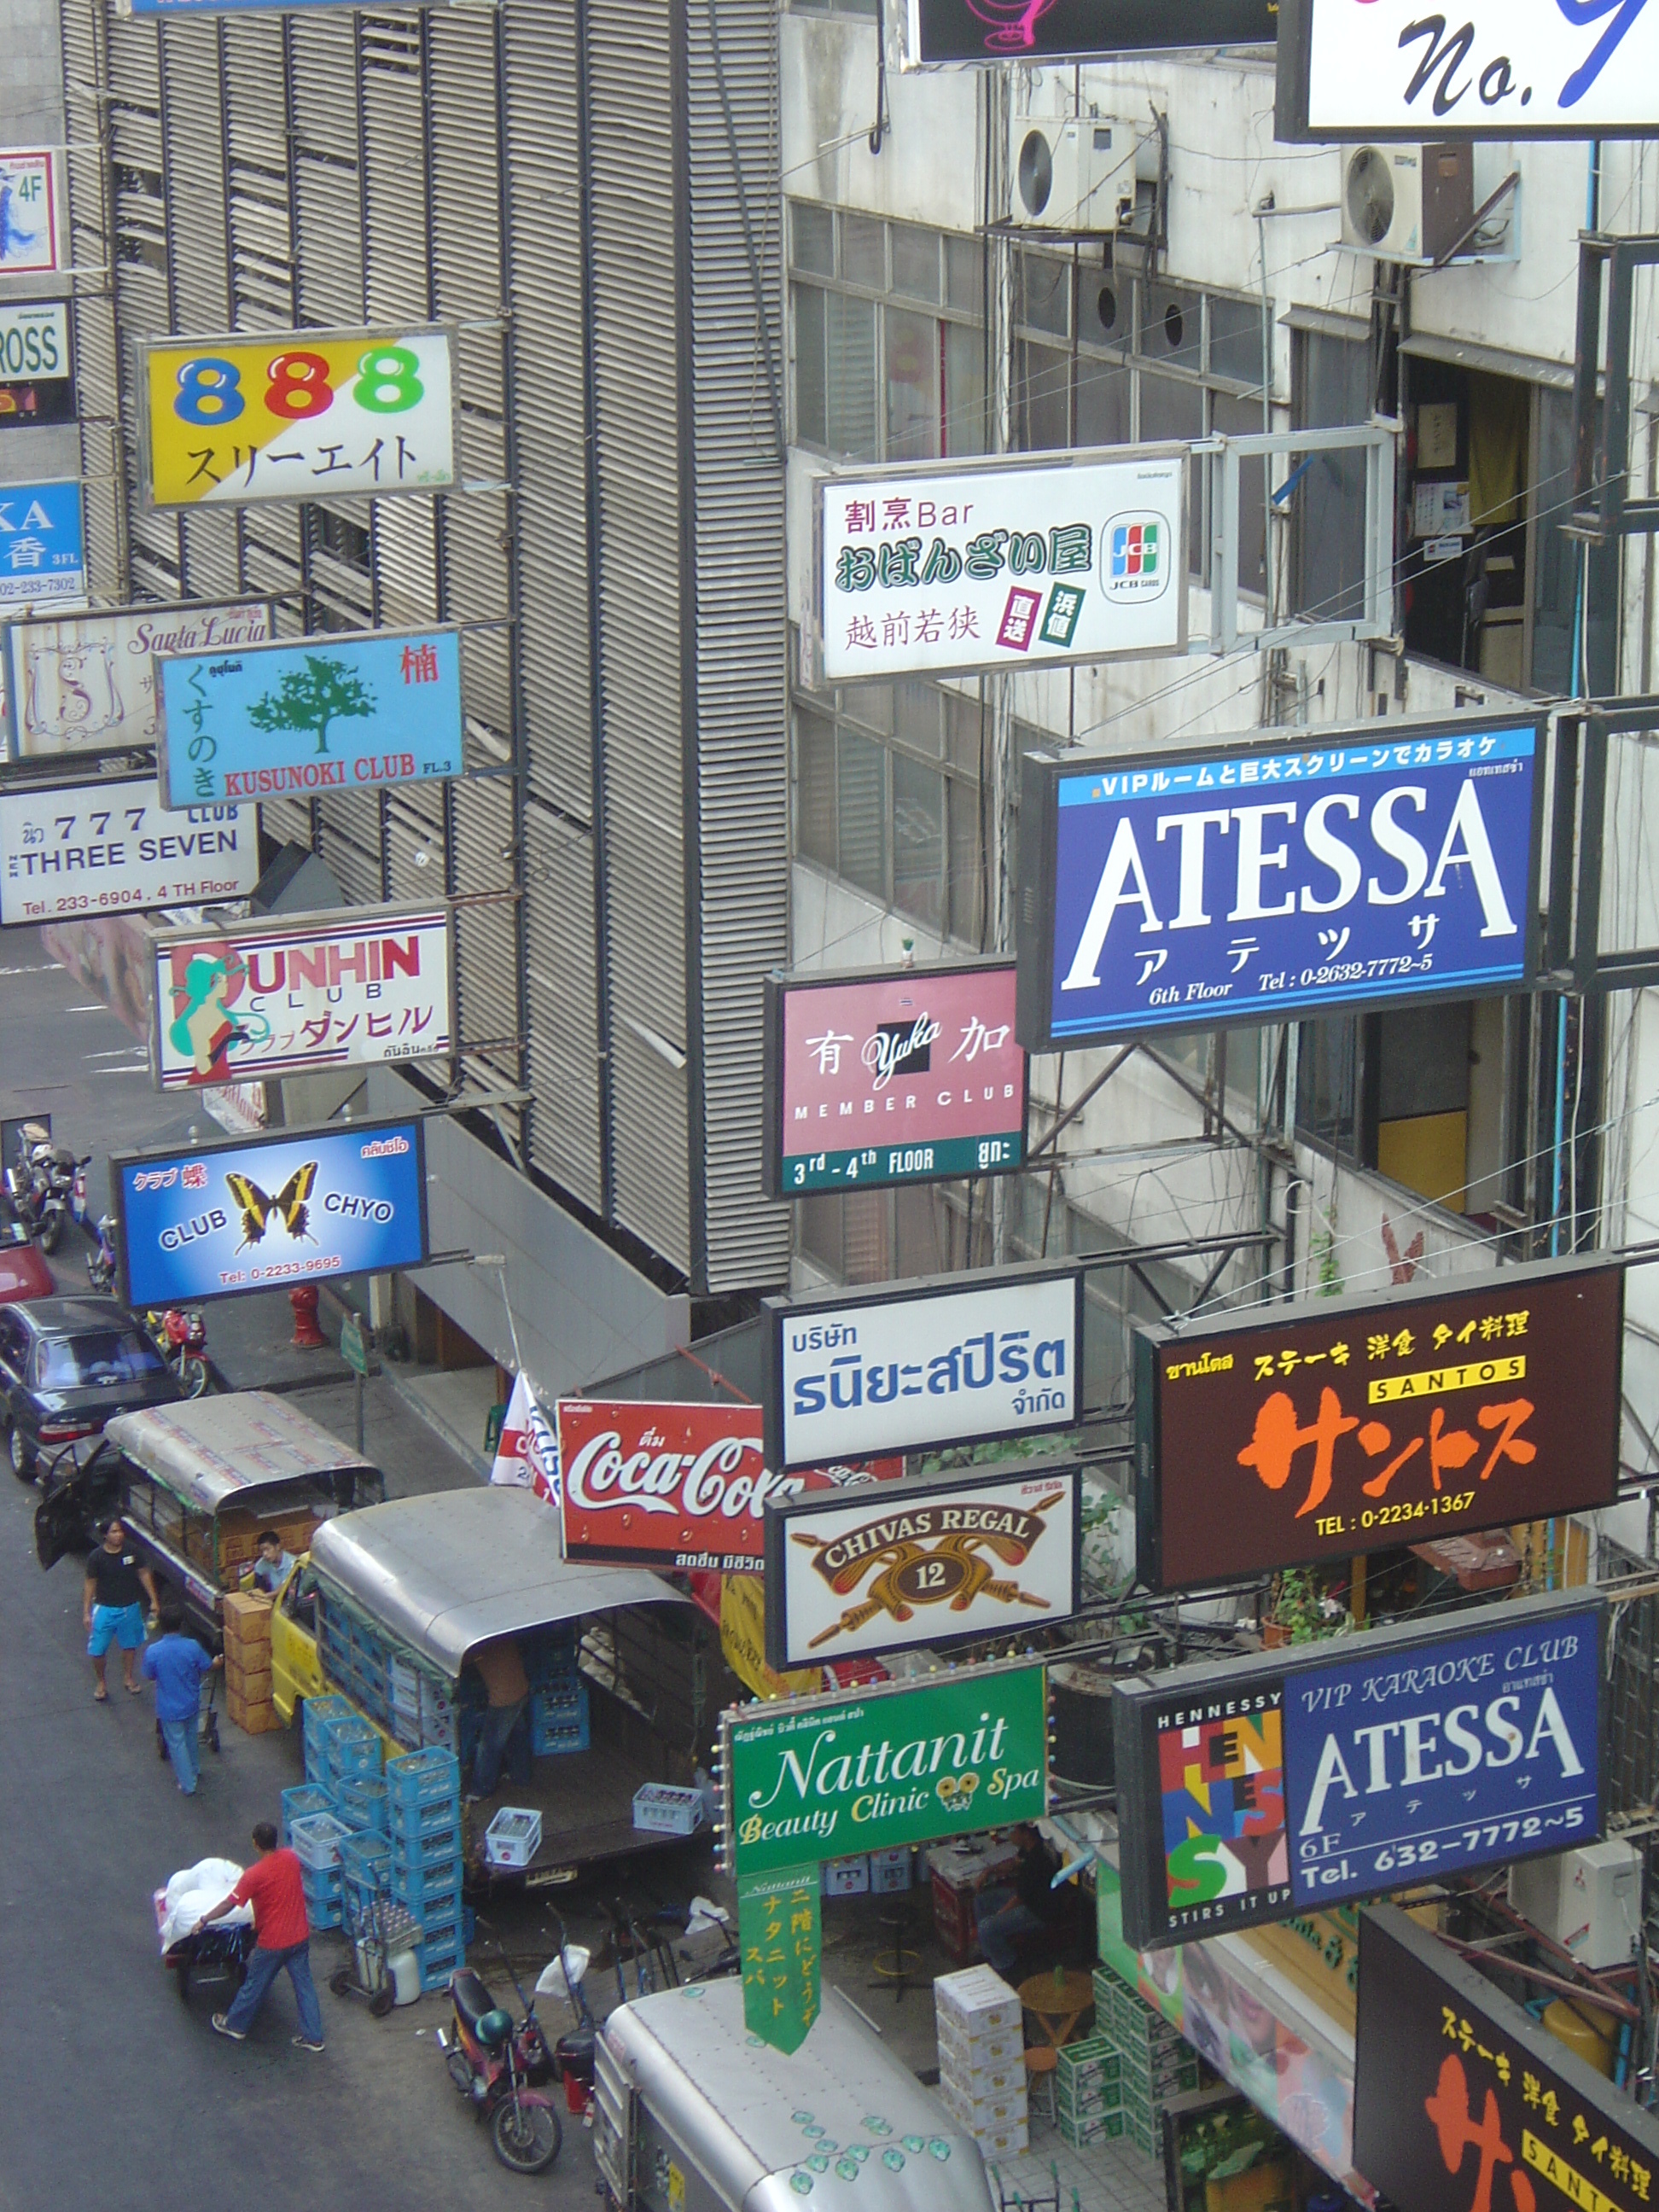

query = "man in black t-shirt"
974;1823;1060;1977
84;1516;159;1703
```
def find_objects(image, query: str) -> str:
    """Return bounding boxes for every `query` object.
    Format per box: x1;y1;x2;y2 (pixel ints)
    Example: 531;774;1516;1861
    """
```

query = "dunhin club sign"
1016;713;1544;1051
1114;1590;1604;1950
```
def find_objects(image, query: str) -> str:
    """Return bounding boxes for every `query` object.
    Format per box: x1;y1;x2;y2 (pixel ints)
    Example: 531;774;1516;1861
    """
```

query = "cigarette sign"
764;959;1027;1196
764;1459;1082;1671
1114;1591;1604;1951
1134;1257;1623;1590
0;773;257;925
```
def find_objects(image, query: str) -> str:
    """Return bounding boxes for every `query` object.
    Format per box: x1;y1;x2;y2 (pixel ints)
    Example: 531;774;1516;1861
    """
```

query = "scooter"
435;1935;563;2174
86;1215;118;1294
143;1306;210;1396
4;1124;74;1249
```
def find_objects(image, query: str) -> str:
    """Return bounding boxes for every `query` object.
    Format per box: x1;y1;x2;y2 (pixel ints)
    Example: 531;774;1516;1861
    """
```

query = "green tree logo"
247;655;376;757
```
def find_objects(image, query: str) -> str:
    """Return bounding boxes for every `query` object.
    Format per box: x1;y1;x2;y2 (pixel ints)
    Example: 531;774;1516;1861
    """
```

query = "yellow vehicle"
270;1554;325;1724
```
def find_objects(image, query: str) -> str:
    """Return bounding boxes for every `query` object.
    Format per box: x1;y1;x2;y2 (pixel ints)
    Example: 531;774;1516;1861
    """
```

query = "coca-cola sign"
556;1398;900;1571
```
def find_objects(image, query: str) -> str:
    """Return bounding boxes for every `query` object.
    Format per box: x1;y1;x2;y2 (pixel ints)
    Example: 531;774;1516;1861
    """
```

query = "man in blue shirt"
142;1601;223;1796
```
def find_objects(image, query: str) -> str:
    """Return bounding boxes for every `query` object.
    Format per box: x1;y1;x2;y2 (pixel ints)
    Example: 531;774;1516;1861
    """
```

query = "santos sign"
1114;1590;1604;1950
1016;714;1543;1051
114;1116;429;1307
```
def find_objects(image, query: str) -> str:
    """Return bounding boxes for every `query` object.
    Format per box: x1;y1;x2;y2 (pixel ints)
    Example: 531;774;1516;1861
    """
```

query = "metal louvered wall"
55;0;789;1298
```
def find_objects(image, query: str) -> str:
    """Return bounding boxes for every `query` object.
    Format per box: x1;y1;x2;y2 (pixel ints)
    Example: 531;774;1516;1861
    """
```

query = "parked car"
0;1201;54;1307
0;1296;182;1482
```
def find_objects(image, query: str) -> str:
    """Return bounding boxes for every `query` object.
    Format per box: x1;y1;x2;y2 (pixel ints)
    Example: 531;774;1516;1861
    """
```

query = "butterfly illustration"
225;1162;318;1253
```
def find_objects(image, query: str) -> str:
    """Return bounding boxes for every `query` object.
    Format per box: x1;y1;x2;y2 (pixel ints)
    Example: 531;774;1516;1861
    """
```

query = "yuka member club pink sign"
764;958;1027;1196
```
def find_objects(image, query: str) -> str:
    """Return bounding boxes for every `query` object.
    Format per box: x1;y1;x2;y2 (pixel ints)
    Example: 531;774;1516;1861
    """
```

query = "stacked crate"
1054;2034;1125;2149
934;1965;1029;2161
289;1811;351;1930
529;1627;589;1755
221;1590;276;1735
1093;1964;1202;2160
386;1747;464;1991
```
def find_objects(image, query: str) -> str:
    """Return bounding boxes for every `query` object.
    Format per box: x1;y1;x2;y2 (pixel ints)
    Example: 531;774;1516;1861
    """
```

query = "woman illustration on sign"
168;952;269;1083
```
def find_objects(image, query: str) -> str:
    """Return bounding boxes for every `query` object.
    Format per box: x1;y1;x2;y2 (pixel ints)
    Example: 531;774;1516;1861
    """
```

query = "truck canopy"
103;1390;379;1512
309;1484;680;1679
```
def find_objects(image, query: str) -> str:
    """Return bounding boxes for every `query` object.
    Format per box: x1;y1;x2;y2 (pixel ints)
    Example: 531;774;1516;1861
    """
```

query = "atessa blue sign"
1114;1591;1604;1951
1016;714;1543;1050
156;626;463;808
114;1118;428;1308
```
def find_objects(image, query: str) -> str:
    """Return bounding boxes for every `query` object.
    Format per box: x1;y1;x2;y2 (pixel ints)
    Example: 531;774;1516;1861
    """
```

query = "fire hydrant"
289;1284;327;1350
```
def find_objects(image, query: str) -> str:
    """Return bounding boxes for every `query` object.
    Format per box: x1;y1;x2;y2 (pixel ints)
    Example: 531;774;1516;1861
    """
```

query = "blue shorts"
89;1603;146;1657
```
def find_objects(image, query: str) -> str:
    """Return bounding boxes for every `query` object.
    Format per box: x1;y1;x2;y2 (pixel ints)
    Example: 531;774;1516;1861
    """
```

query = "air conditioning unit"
1509;1840;1641;1971
1010;116;1139;232
1340;142;1473;263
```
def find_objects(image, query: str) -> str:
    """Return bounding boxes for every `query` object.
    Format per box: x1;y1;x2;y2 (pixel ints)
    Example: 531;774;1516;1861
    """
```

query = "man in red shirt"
195;1820;325;2052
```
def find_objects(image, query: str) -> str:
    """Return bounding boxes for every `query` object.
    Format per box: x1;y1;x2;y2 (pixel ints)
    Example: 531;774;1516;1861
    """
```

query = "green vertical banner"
738;1864;820;2055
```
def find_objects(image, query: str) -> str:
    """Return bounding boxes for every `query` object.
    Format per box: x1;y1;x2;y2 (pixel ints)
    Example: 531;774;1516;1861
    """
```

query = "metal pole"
356;1371;365;1458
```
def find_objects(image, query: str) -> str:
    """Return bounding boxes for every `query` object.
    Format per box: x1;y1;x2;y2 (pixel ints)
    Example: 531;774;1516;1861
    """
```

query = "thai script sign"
1114;1591;1604;1951
0;152;61;278
1017;713;1543;1051
1278;0;1659;141
148;905;454;1088
738;1866;821;2056
0;772;257;925
0;302;72;430
114;1116;428;1307
763;958;1027;1196
143;325;456;509
763;1458;1082;1671
1134;1256;1623;1591
1355;1906;1659;2212
556;1396;902;1573
3;599;274;760
907;0;1275;63
765;1264;1082;1471
0;481;85;613
721;1661;1048;1876
817;447;1186;681
156;626;464;806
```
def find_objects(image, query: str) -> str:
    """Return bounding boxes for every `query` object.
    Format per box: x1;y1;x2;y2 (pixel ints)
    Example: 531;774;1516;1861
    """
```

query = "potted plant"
1261;1568;1351;1647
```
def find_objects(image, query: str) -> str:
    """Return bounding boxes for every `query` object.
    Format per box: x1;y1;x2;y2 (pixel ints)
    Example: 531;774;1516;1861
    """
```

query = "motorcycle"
37;1149;87;1255
3;1125;88;1255
435;1936;564;2174
87;1215;119;1295
143;1306;210;1397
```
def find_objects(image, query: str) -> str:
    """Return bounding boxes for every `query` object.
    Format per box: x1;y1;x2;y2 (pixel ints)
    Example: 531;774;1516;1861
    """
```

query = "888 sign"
143;325;456;509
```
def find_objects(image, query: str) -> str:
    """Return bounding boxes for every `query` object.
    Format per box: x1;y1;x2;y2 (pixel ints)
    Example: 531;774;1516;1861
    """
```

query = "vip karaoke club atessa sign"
115;1117;428;1308
763;958;1027;1196
149;905;453;1088
143;325;456;508
1135;1255;1623;1591
0;772;257;926
1113;1590;1604;1951
3;599;273;760
765;1262;1082;1471
763;1458;1083;1672
722;1661;1048;1877
1016;713;1543;1051
818;446;1187;682
156;626;464;806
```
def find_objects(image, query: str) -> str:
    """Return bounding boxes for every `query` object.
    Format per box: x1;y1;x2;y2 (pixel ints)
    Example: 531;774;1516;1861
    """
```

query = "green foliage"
1266;1566;1353;1644
247;654;376;756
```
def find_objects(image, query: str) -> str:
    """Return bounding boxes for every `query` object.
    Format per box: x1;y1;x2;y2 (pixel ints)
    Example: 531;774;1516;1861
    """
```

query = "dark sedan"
0;1297;182;1481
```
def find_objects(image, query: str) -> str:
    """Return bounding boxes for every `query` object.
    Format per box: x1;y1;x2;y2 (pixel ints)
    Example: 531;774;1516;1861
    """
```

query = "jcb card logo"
1104;511;1169;602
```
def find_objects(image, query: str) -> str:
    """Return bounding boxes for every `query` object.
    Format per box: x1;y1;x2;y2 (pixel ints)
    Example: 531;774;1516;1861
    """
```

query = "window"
791;205;986;463
1013;261;1266;595
790;647;985;946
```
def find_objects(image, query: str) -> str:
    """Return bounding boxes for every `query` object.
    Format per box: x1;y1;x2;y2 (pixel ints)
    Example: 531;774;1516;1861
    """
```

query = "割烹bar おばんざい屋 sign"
907;0;1274;63
3;599;273;760
114;1116;428;1307
143;326;455;508
156;626;463;806
763;958;1027;1196
1354;1907;1659;2212
148;905;453;1087
0;772;257;925
1135;1255;1623;1591
763;1458;1083;1672
818;448;1186;681
0;480;84;612
765;1262;1082;1470
1113;1589;1604;1951
722;1661;1048;1877
1016;714;1543;1051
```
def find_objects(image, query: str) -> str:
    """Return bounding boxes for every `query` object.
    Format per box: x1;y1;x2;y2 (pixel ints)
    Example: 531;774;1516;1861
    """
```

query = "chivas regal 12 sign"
764;1458;1082;1671
1135;1255;1623;1590
763;958;1027;1196
1114;1590;1604;1950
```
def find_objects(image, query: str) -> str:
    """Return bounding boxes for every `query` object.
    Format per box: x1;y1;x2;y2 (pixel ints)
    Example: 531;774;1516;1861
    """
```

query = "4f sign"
0;153;60;276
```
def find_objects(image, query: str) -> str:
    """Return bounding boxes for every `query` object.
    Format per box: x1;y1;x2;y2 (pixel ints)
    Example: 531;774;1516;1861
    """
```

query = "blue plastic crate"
385;1747;461;1806
533;1690;591;1757
306;1894;344;1932
339;1831;392;1892
281;1783;335;1842
336;1776;388;1831
417;1941;461;1993
389;1818;461;1866
326;1718;382;1780
391;1857;462;1910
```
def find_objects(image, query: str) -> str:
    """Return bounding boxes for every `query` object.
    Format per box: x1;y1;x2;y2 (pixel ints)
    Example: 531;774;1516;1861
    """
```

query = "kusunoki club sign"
1135;1255;1624;1590
1113;1589;1604;1951
1016;713;1543;1051
148;905;454;1088
556;1398;903;1574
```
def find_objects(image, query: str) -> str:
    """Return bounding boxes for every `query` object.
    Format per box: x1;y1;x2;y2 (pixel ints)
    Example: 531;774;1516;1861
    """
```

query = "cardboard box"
938;2021;1024;2071
222;1590;274;1639
1061;2107;1126;2146
225;1663;273;1704
940;2078;1027;2129
934;1965;1022;2034
226;1691;278;1736
969;2119;1028;2159
940;2058;1023;2101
